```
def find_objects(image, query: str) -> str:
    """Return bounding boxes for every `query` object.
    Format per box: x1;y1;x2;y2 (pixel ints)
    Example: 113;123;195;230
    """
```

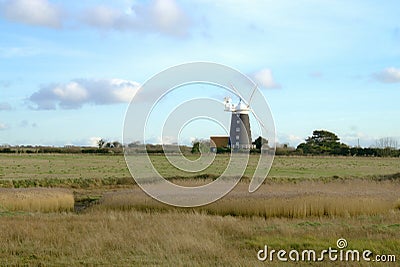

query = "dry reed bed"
98;179;400;218
1;209;399;266
0;188;74;212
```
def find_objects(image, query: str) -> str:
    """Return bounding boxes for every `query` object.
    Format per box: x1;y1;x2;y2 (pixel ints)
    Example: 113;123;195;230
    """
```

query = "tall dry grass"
395;198;400;210
0;209;399;266
98;180;400;218
0;188;74;212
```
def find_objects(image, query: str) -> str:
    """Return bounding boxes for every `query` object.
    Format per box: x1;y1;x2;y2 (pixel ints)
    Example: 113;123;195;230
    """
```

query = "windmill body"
224;97;252;150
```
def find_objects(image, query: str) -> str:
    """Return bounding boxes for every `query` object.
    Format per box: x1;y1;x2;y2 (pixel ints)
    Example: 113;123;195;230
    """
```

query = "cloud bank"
0;0;62;28
373;67;400;83
0;0;190;37
29;78;140;110
83;0;189;36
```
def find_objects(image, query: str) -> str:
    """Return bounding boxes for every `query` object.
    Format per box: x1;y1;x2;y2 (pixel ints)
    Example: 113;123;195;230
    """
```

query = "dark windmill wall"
229;113;252;150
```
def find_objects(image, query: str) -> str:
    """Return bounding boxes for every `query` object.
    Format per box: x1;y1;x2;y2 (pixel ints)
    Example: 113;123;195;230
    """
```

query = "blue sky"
0;0;399;147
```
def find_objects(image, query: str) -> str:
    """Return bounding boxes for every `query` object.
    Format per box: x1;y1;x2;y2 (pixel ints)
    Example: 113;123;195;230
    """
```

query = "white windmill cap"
233;101;249;114
235;101;249;111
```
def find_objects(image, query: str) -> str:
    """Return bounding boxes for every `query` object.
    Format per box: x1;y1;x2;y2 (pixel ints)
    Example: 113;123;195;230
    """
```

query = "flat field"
1;153;399;181
0;154;399;266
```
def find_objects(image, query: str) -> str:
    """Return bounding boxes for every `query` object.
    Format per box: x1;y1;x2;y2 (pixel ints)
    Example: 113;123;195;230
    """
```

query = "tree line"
0;130;399;157
281;130;399;157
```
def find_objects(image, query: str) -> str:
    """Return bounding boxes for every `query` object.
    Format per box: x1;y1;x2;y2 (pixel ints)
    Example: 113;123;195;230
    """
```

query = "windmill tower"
224;97;252;150
224;84;263;150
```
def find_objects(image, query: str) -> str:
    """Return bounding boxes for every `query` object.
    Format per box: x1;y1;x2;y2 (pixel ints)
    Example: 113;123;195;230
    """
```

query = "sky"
0;0;399;148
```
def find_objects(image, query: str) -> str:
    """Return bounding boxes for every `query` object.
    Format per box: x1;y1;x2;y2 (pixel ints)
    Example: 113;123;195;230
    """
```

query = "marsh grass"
0;155;399;265
0;209;398;266
0;188;74;212
98;180;400;218
395;199;400;210
204;195;394;218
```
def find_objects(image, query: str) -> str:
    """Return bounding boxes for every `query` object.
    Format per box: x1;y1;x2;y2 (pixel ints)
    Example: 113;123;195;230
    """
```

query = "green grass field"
1;153;399;181
0;154;399;266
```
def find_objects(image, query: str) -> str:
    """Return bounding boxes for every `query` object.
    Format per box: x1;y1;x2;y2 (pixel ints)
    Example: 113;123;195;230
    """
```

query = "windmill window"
236;127;240;132
235;142;239;146
236;135;240;140
236;120;240;124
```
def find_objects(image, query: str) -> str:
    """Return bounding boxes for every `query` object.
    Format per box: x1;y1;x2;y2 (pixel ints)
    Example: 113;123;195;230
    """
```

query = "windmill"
224;84;265;150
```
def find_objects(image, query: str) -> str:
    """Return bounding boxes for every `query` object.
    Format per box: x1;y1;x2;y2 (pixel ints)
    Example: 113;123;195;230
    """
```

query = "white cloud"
82;0;190;36
150;0;189;36
29;78;140;110
53;82;88;103
373;67;400;83
276;132;303;147
0;0;62;28
288;134;303;144
82;6;122;29
0;0;190;37
252;68;281;89
161;135;178;144
0;123;7;130
88;137;101;147
109;79;139;102
340;132;377;148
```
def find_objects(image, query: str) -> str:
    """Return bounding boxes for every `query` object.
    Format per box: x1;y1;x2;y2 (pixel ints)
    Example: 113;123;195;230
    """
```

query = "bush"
0;148;15;153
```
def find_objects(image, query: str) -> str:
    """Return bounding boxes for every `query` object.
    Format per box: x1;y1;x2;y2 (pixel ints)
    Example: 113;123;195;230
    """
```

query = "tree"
252;136;268;150
128;141;142;148
191;139;210;154
191;141;200;154
305;130;339;146
112;141;122;148
98;139;106;149
375;137;398;149
374;137;398;157
296;130;349;155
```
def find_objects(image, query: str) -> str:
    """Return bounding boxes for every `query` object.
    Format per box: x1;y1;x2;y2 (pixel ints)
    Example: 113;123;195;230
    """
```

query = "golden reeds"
0;188;74;212
98;179;400;218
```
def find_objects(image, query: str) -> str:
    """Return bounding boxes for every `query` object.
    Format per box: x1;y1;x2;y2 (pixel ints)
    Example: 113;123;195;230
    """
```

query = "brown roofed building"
210;136;229;152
